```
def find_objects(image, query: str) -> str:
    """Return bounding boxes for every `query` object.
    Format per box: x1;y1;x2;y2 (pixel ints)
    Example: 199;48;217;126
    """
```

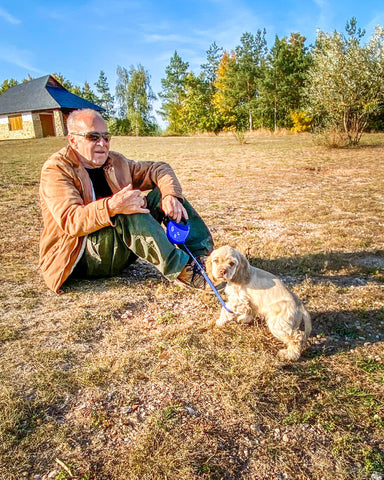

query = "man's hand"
107;184;150;216
161;195;188;223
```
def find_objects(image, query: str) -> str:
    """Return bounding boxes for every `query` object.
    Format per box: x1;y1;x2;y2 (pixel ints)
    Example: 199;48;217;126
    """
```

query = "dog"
206;246;311;361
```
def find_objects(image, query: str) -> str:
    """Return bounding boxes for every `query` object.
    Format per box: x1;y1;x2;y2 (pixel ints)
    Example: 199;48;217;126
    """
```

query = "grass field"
0;132;384;480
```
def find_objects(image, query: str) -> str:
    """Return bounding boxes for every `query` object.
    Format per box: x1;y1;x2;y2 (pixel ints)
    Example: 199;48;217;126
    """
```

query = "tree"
159;51;189;133
305;18;384;145
0;78;18;94
81;81;99;104
198;42;224;133
234;30;268;130
178;72;222;133
116;64;157;136
94;71;115;119
201;41;223;86
52;73;74;92
213;31;268;131
261;33;312;130
212;50;238;128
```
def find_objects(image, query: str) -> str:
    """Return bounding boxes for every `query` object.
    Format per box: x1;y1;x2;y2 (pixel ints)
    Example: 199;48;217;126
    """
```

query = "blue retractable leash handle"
166;218;233;314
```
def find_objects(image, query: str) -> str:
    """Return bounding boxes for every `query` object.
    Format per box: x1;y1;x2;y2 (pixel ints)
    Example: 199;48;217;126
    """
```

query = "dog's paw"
216;318;229;327
277;348;301;362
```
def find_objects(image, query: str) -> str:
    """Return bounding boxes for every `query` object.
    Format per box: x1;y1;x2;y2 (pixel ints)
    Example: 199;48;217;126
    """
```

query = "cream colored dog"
206;246;311;361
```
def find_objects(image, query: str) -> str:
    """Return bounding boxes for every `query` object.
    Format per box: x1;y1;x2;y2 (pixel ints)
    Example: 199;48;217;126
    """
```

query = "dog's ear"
205;253;215;281
230;250;251;284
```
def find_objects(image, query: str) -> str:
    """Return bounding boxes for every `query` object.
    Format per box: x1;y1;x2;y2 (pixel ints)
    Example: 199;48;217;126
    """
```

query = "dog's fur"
206;246;311;361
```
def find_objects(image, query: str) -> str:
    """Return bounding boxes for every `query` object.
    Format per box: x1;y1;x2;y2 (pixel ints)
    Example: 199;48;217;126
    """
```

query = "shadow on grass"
65;250;383;361
247;250;384;358
249;249;384;282
306;307;384;358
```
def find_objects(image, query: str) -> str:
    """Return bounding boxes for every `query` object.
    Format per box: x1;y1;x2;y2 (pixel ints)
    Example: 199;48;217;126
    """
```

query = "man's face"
68;113;110;168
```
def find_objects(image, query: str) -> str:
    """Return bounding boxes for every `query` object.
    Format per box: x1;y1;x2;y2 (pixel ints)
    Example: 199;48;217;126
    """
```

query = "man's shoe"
177;260;207;290
177;259;227;293
195;255;226;293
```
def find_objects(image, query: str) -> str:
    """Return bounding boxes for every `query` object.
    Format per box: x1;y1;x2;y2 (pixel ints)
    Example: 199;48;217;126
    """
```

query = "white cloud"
0;7;21;24
145;33;192;43
0;45;44;73
364;14;384;37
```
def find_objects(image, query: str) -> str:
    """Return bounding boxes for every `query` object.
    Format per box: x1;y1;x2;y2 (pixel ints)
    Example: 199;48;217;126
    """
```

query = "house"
0;75;104;140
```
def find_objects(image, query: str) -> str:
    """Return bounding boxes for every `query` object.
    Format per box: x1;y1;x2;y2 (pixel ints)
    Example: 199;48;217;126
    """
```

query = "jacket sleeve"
124;155;183;199
40;158;114;238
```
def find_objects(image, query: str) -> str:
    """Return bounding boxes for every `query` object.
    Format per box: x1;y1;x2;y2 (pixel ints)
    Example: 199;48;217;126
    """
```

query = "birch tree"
116;64;156;136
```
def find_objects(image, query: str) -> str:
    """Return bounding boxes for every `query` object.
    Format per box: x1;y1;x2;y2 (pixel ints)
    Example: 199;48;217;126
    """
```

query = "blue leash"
166;219;233;314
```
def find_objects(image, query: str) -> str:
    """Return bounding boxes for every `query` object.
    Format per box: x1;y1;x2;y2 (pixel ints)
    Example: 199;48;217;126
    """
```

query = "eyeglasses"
71;131;112;142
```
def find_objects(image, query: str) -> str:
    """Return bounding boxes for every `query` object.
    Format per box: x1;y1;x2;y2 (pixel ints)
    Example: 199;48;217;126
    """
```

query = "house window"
9;115;23;131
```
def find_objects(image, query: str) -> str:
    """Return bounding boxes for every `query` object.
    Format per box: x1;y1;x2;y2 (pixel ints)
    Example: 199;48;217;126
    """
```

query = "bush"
107;118;131;136
290;110;313;132
313;126;349;147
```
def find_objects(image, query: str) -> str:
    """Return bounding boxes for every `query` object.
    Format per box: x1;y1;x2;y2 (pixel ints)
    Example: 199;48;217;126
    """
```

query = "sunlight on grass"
0;133;383;479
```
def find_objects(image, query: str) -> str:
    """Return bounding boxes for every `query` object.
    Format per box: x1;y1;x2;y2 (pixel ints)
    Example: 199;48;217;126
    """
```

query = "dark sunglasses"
71;131;112;142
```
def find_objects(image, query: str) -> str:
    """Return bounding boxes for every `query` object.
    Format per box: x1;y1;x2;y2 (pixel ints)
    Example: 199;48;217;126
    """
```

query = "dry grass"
0;133;383;480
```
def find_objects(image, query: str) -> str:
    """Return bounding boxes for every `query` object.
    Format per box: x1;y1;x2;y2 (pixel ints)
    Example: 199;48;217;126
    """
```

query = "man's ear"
68;134;77;149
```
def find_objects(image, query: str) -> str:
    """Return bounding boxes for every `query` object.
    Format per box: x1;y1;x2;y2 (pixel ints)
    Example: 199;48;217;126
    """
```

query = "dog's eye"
229;261;235;267
212;258;218;263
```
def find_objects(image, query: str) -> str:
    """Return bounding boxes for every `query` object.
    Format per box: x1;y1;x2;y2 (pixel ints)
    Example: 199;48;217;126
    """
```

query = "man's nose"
96;137;108;146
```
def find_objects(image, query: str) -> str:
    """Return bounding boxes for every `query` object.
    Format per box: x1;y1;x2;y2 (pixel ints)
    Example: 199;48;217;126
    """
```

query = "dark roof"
0;75;104;115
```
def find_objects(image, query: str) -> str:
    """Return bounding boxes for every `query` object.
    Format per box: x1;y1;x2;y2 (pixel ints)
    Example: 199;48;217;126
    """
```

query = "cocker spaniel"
206;246;311;361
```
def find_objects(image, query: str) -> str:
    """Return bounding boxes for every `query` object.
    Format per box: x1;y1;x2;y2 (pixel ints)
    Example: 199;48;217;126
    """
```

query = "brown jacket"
39;145;183;292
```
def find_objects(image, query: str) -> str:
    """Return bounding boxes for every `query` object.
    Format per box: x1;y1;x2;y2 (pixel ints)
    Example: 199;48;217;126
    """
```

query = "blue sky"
1;0;384;116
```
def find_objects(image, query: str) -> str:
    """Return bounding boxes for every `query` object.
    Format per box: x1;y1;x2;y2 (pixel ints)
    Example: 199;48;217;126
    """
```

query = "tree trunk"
274;96;277;132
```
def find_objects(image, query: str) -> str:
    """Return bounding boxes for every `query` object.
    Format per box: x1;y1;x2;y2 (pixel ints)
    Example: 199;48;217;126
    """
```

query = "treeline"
2;17;384;144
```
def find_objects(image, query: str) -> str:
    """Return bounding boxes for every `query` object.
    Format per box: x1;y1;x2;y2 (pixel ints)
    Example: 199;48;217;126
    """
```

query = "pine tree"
233;30;268;131
0;78;18;94
95;71;115;119
261;33;312;130
213;32;268;131
81;81;99;104
158;51;189;133
201;42;223;86
52;73;74;91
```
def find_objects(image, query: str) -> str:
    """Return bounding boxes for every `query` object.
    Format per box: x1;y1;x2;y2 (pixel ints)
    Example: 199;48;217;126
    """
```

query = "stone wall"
0;110;69;140
0;112;37;140
53;109;66;136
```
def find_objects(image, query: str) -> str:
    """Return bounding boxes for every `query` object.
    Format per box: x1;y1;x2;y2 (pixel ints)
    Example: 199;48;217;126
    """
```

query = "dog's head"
206;246;251;284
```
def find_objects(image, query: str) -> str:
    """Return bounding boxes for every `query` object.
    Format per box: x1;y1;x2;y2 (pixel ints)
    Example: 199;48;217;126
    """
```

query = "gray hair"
67;109;105;133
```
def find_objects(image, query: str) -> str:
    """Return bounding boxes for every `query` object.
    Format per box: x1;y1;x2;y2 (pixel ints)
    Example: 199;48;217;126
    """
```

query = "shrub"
290;110;313;132
107;118;131;136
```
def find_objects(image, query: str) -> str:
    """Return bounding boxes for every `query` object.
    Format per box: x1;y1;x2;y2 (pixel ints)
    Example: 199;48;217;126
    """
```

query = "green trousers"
71;188;213;282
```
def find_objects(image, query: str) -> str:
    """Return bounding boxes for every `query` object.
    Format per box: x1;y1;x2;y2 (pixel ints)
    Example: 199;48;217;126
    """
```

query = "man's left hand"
162;196;188;223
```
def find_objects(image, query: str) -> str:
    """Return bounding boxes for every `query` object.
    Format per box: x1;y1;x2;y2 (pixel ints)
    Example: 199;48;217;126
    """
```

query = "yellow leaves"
290;110;313;132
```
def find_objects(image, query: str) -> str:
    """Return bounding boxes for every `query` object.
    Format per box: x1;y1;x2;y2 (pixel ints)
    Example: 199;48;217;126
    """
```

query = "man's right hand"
107;184;150;216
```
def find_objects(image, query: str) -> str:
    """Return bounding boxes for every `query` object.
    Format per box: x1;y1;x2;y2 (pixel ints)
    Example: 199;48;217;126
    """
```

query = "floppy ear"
205;254;215;281
230;250;251;284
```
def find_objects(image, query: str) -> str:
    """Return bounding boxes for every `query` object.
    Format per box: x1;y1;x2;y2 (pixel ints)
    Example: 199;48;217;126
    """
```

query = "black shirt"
86;166;113;199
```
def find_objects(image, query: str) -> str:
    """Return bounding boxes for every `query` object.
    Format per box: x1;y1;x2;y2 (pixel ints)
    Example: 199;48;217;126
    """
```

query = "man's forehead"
76;115;106;131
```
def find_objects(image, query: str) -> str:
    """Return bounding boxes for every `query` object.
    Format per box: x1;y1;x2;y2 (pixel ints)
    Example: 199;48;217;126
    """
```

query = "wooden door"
40;113;55;137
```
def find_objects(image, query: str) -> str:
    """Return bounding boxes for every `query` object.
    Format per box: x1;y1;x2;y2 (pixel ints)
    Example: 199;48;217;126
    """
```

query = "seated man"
39;108;214;293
